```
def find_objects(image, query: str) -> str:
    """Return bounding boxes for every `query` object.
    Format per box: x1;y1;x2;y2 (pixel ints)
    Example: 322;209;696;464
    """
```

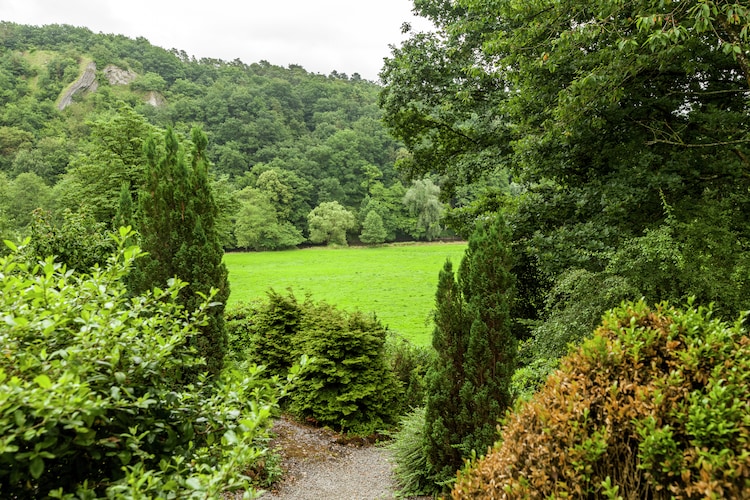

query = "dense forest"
2;1;750;496
0;21;448;251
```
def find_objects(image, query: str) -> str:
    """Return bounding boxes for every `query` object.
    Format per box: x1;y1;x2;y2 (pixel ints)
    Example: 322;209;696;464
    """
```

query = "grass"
224;242;467;346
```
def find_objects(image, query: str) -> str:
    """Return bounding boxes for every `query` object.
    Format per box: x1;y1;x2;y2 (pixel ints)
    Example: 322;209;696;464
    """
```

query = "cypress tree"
423;213;516;486
132;126;229;376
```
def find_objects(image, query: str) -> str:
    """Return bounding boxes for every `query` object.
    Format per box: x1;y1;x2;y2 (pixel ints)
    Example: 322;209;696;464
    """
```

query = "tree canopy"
381;0;750;373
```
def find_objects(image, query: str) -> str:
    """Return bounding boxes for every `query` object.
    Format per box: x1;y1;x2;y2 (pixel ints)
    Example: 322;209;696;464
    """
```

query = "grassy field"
224;242;467;346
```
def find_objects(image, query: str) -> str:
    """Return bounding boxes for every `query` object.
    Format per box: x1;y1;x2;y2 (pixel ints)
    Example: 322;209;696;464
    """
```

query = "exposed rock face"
57;61;98;110
103;65;138;85
56;63;165;110
145;91;166;107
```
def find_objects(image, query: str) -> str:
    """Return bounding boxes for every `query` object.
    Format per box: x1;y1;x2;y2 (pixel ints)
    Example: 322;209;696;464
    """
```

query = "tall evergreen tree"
132;126;229;376
423;213;516;486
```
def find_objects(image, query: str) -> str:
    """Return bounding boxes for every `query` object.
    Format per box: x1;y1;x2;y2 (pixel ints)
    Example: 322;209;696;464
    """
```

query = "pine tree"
423;214;516;486
423;259;472;484
132;127;229;376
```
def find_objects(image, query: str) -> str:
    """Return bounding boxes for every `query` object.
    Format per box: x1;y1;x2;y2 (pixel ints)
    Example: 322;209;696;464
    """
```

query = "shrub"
248;289;305;377
384;333;433;410
387;407;433;497
0;230;293;498
290;301;401;434
242;291;402;434
424;214;516;488
453;300;750;499
225;299;261;362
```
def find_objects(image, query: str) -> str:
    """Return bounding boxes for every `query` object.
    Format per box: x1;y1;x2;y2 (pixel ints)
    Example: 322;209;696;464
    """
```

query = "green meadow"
224;242;467;346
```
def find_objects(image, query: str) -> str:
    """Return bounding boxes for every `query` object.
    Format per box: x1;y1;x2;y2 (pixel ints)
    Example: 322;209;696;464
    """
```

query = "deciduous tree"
307;201;357;246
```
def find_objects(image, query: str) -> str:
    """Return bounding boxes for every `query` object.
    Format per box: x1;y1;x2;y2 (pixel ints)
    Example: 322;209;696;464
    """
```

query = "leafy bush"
0;229;292;498
27;208;117;272
453;300;750;499
225;299;261;361
290;301;401;434
248;289;305;378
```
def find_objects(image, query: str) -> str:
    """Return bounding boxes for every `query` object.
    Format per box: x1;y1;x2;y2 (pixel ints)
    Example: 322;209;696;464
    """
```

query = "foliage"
384;333;434;410
0;22;423;252
453;300;750;499
131;126;230;377
402;178;444;241
307;201;357;246
0;229;293;498
386;407;433;497
245;290;305;378
382;0;750;348
0;172;53;235
290;301;401;434
234;187;305;251
359;209;388;244
27;209;117;271
422;214;517;489
241;291;402;434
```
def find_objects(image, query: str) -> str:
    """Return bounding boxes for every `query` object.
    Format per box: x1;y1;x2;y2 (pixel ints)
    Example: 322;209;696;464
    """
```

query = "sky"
0;0;433;81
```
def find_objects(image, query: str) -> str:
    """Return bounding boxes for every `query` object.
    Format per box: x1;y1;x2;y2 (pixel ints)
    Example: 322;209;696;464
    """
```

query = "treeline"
0;22;450;249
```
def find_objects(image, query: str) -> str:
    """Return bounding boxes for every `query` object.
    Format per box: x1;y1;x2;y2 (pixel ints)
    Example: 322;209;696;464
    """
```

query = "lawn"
224;242;467;346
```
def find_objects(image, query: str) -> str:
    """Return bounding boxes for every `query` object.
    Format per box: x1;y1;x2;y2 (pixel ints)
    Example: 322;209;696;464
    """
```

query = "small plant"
240;291;402;435
386;407;436;497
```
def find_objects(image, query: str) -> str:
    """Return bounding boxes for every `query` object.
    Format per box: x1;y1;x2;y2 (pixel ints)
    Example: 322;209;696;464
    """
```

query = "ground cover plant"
224;242;466;345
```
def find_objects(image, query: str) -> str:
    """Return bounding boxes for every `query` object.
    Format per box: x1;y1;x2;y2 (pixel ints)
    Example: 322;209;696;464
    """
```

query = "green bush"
248;289;305;377
453;300;750;499
0;229;293;498
225;299;261;361
384;333;433;410
290;302;401;434
386;407;433;497
242;291;402;434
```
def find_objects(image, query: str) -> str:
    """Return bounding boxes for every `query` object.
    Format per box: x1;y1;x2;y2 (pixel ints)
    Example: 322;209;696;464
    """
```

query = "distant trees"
0;23;454;251
234;186;304;250
307;201;357;246
130;127;229;376
403;178;444;241
359;210;388;244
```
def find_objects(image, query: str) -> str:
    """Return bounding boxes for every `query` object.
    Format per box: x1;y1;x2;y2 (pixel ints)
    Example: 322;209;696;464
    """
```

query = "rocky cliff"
57;61;98;110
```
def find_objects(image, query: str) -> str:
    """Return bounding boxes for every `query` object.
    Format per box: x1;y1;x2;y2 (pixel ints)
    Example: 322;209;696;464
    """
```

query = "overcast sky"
0;0;433;81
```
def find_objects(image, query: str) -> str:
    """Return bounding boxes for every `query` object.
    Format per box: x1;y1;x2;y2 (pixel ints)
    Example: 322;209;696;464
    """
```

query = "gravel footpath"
256;416;403;500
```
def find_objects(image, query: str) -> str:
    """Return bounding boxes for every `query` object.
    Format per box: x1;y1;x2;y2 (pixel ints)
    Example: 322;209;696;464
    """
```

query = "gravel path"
257;416;402;500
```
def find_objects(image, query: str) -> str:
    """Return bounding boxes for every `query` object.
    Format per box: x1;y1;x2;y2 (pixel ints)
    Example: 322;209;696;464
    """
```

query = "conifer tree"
132;127;229;376
423;214;516;486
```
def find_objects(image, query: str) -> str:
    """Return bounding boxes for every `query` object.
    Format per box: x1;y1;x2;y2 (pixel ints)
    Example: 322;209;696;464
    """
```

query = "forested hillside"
0;22;447;249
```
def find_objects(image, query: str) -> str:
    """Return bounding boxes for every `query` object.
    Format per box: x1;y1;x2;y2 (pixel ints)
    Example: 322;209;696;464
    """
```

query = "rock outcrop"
103;65;137;85
57;61;98;110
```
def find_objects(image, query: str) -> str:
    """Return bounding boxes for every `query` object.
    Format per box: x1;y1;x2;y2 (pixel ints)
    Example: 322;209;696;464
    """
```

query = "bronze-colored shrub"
453;300;750;499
